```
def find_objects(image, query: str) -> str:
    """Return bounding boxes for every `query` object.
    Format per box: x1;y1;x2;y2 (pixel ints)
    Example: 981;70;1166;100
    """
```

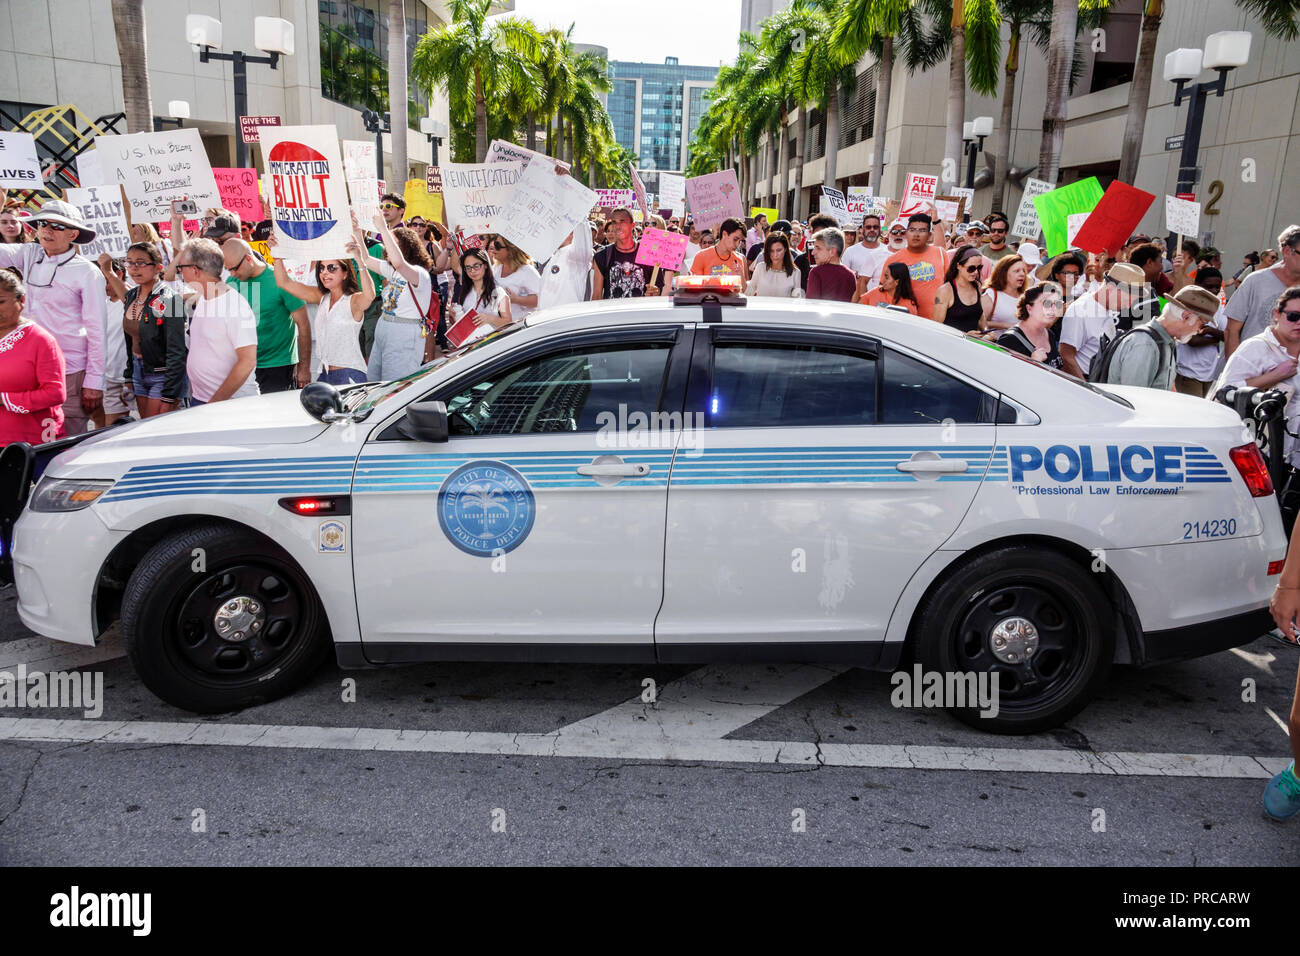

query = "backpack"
1086;324;1170;385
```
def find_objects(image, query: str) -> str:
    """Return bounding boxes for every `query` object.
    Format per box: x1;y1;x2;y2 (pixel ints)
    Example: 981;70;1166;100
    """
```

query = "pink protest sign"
212;167;264;223
684;169;743;232
635;227;689;271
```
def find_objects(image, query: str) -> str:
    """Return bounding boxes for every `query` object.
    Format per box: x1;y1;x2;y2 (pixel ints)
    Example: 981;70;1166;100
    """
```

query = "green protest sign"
1032;177;1104;257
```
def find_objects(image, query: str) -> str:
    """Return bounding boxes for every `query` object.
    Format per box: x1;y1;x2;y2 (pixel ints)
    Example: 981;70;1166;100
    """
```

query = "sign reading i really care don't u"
258;125;352;260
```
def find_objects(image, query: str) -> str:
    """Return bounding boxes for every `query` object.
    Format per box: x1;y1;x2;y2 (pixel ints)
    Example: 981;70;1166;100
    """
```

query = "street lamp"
187;14;294;169
361;110;391;185
1165;31;1251;202
153;100;190;132
962;116;993;221
420;116;448;167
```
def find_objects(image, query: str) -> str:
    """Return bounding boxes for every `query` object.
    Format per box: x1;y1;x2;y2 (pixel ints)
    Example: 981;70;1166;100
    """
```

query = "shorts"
102;379;136;418
1174;374;1212;398
318;367;367;386
132;357;167;399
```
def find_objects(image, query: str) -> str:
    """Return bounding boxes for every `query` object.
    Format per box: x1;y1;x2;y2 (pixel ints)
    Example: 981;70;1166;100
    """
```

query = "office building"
608;57;717;176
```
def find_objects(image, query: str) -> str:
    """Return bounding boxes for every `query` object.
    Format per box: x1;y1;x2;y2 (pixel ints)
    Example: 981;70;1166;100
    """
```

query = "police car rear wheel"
915;546;1112;734
121;523;330;713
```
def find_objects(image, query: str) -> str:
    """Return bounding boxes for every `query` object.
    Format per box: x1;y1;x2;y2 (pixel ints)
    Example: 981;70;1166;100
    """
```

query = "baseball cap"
1016;242;1042;266
202;213;241;241
965;220;989;234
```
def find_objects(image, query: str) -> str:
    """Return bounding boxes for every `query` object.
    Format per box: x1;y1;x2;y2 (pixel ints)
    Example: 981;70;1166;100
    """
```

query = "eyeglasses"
124;259;155;268
177;262;199;271
465;261;486;271
989;227;1007;234
39;222;74;232
888;230;906;237
489;242;504;250
961;259;981;271
380;203;403;211
1058;269;1081;278
906;227;929;234
1039;297;1064;310
1280;309;1300;322
320;263;345;273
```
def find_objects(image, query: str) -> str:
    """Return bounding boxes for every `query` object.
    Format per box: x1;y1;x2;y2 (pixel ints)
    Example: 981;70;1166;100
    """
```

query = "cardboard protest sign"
1032;177;1104;257
404;179;444;225
212;167;263;224
96;128;220;223
65;185;130;258
1071;180;1155;255
259;124;353;260
900;172;938;217
750;206;778;224
1066;212;1089;250
0;131;42;189
495;159;598;262
659;174;685;216
821;186;852;226
597;188;634;208
1011;177;1054;241
934;195;966;223
846;186;873;220
1165;194;1201;238
341;140;380;224
684;169;743;232
629;164;649;220
441;162;523;235
635;227;690;272
951;186;974;213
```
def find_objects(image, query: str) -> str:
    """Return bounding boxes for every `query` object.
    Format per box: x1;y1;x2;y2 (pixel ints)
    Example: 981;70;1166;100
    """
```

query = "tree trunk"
871;35;893;193
1039;0;1078;186
767;129;779;209
793;104;807;222
111;0;153;134
475;69;488;161
992;26;1020;214
526;111;537;151
824;80;842;191
387;0;408;182
776;109;790;217
1118;1;1162;184
944;13;966;192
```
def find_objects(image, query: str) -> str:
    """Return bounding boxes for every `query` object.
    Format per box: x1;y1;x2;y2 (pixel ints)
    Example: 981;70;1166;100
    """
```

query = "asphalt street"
0;585;1296;866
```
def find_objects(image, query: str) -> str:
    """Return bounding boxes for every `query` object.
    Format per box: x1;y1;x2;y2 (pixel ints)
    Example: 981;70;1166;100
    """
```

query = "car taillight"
1268;559;1285;575
1229;443;1274;497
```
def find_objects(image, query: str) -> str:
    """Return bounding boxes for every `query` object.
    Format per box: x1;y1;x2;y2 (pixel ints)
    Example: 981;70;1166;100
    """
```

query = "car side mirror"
402;401;449;443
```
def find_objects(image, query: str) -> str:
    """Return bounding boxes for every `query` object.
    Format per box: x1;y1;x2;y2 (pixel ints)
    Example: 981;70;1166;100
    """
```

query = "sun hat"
29;199;97;244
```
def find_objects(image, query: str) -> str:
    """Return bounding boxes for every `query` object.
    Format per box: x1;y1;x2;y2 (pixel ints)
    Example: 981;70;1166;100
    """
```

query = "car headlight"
28;477;115;513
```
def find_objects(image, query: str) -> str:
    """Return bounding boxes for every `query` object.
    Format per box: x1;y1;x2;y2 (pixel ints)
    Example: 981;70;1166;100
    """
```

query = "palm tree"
388;0;408;182
411;0;541;161
1236;0;1300;38
1116;0;1160;184
1037;0;1080;186
111;0;153;134
937;0;1001;192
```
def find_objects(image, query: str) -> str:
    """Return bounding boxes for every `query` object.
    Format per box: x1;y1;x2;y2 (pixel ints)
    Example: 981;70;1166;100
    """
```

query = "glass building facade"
608;58;717;173
319;0;430;130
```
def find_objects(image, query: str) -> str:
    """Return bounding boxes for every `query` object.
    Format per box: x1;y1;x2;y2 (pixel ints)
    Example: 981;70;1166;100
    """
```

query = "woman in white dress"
746;233;803;298
982;254;1029;332
268;231;376;385
489;236;542;321
449;247;511;347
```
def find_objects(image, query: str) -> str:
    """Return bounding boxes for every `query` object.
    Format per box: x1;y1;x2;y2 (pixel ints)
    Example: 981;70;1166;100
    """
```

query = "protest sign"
1165;194;1201;238
821;186;853;226
240;115;281;144
495;158;598;262
441;162;523;235
486;139;561;173
684;169;743;232
212;167;263;224
76;147;107;188
65;185;130;258
426;166;442;193
1066;213;1089;250
750;206;778;224
900;173;939;217
629;164;649;220
0;131;41;189
404;179;444;225
258;124;352;260
1071;181;1154;255
1010;177;1054;241
951;186;974;213
934;194;966;223
597;188;634;208
659;174;685;216
846;186;874;220
1032;177;1104;257
96;128;220;222
635;227;690;272
342;140;380;223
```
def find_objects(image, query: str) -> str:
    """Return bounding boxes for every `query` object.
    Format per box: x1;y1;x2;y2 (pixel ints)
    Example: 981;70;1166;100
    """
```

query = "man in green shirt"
222;239;311;391
984;213;1015;261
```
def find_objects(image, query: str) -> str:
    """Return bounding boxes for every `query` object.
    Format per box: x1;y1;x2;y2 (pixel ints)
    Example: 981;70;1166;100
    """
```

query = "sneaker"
1263;763;1300;821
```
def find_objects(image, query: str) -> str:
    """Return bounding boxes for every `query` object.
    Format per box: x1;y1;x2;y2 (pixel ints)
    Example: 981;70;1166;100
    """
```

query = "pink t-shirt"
186;289;259;402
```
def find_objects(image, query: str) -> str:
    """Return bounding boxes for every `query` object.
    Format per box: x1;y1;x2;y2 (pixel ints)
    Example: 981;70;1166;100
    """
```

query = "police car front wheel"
120;523;331;713
915;546;1113;735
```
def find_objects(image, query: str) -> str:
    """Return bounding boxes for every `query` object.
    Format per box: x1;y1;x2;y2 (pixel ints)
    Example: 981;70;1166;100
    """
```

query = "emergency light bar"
672;274;747;307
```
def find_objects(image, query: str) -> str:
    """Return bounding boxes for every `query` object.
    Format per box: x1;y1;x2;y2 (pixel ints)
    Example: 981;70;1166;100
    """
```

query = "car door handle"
896;458;968;474
576;462;651;477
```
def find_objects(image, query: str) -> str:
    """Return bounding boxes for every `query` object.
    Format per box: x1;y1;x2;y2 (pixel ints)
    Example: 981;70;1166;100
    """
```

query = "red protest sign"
426;166;442;194
240;115;281;144
1072;181;1156;255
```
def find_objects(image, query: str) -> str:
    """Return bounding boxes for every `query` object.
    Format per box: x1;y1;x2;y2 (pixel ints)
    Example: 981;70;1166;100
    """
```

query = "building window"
319;0;429;130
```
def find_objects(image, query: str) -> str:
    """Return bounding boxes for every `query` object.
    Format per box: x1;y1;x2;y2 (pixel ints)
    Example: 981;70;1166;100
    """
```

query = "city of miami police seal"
437;461;536;556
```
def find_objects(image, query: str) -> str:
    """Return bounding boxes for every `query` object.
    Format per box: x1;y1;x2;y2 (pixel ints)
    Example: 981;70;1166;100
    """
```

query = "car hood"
48;391;330;475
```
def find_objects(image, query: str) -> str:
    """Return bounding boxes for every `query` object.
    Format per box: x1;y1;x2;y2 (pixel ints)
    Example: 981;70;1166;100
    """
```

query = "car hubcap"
174;564;304;680
212;595;264;643
989;616;1038;664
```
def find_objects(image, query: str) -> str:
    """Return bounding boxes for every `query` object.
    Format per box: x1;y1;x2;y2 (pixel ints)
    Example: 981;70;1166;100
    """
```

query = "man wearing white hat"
0;200;106;435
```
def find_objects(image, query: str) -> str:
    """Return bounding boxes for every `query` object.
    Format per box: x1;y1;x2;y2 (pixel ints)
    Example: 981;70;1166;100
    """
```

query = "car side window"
442;342;672;436
710;342;876;428
881;348;983;425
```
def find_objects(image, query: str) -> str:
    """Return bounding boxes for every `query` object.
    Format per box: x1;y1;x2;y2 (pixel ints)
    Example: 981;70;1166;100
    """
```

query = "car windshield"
967;335;1133;409
344;324;526;414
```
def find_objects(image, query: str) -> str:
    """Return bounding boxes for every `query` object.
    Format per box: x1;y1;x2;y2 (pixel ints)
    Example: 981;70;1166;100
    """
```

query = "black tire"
121;523;330;713
913;546;1113;734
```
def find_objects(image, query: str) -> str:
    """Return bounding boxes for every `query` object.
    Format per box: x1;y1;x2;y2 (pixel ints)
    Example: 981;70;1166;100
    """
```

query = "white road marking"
0;716;1288;777
1228;646;1277;673
1264;706;1291;737
0;634;125;681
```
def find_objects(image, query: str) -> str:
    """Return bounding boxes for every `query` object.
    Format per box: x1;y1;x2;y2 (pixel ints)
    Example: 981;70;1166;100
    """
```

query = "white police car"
5;278;1286;732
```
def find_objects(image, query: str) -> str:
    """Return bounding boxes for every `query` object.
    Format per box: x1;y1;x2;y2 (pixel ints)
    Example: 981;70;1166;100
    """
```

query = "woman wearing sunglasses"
996;282;1066;369
932;244;993;333
267;229;376;386
116;243;189;417
487;236;540;321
